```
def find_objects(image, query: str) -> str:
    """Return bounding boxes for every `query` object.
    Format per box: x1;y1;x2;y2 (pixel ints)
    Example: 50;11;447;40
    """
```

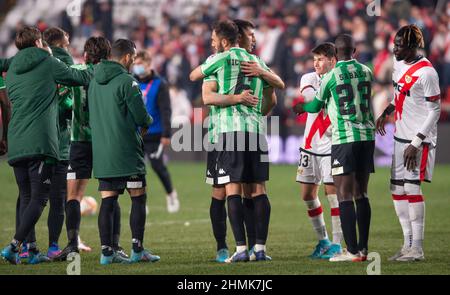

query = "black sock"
227;195;246;246
15;195;21;233
48;194;65;246
355;197;371;252
130;194;147;252
339;200;358;255
253;194;271;246
14;198;47;242
210;198;227;251
113;201;121;249
98;196;118;250
66;200;81;247
243;197;256;249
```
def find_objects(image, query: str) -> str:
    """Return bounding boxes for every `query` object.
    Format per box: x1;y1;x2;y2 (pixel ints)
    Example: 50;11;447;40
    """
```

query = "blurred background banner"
1;0;449;164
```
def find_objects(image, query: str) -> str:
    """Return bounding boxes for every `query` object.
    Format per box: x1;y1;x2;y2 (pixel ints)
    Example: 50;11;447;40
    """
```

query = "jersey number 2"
336;82;371;116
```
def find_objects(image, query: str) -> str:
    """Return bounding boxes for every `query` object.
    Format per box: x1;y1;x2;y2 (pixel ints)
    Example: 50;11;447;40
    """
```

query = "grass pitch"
0;161;449;275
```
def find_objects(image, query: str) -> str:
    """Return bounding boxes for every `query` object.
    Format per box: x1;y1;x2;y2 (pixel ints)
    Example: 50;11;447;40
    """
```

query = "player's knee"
404;182;422;196
302;192;316;201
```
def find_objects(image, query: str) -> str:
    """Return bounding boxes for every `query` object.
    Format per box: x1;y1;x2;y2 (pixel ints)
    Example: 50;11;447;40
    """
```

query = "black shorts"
143;134;164;160
98;174;146;194
68;142;92;180
331;141;375;176
205;150;219;186
214;132;269;185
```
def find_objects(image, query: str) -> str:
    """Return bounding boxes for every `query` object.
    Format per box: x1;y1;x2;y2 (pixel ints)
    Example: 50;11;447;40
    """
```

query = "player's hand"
404;144;419;171
241;61;264;77
236;90;259;107
161;137;170;147
376;115;387;136
0;139;7;156
140;127;148;138
292;102;305;115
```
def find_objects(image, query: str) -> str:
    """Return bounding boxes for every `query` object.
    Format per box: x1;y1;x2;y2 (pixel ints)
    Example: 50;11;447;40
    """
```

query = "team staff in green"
295;34;375;262
0;26;92;265
88;39;159;264
54;36;129;262
42;27;75;258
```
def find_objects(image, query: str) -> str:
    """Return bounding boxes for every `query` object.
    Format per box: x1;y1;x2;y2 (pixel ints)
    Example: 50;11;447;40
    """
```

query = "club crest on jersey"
405;75;412;84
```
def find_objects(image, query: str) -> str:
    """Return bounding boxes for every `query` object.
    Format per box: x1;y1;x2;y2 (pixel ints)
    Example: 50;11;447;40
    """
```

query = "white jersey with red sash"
392;56;440;146
300;72;332;156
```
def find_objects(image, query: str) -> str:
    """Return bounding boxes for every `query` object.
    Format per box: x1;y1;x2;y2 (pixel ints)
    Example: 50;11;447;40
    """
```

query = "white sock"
254;244;266;252
409;196;425;249
236;245;247;253
392;195;413;249
305;198;328;241
327;194;343;244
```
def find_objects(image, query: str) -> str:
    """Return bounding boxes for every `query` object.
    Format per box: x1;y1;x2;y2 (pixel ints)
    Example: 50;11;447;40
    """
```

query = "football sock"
327;194;343;244
130;194;147;252
355;196;371;252
98;196;118;249
227;195;246;246
48;169;66;246
66;199;81;247
113;201;121;249
392;194;412;248
339;200;358;255
209;197;227;251
242;197;256;250
253;194;271;245
305;198;328;241
14;198;47;242
408;195;425;249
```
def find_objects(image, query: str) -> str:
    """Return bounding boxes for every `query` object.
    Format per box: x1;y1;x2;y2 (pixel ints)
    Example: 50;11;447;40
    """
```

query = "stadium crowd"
0;0;449;125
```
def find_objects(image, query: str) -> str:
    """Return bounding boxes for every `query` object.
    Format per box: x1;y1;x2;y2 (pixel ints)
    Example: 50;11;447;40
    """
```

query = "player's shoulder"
206;51;230;62
418;57;438;75
300;71;319;88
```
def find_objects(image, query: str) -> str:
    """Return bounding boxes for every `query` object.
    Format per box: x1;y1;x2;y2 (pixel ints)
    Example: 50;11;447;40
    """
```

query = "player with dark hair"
53;36;115;262
88;39;159;264
295;34;375;262
377;25;440;261
293;42;343;259
132;50;180;214
191;19;281;262
191;19;275;263
0;26;92;265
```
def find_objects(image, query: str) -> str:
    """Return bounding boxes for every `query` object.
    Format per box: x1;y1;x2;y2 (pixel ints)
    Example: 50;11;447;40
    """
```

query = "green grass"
0;161;449;275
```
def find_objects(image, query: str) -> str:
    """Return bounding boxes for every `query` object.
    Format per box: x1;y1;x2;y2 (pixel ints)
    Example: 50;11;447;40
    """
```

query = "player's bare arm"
202;80;258;107
241;61;285;89
404;95;441;171
261;87;276;116
189;65;205;82
376;103;395;135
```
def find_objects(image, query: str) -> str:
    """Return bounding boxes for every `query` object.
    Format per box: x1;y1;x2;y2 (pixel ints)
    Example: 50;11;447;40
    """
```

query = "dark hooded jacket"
0;47;91;164
88;60;152;178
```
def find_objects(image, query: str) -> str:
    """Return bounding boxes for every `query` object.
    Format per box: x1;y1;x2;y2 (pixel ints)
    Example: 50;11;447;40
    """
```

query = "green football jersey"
71;63;93;142
314;59;375;144
201;47;269;143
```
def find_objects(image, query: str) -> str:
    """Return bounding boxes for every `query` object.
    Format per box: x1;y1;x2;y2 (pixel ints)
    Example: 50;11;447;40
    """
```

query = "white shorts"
296;149;333;185
391;139;436;183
